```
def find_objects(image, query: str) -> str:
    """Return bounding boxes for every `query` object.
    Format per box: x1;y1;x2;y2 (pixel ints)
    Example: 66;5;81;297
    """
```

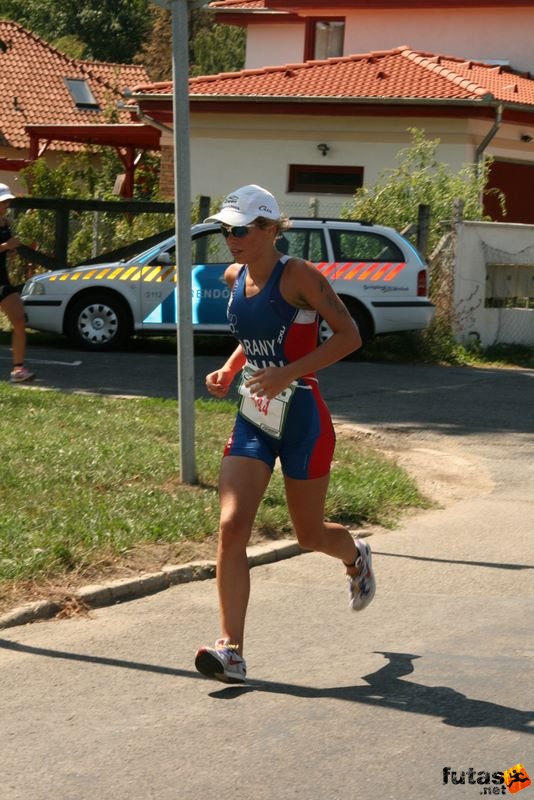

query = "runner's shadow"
210;651;534;735
372;551;534;571
1;640;531;734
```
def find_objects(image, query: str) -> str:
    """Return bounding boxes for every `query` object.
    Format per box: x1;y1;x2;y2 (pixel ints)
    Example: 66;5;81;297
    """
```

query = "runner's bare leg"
217;456;272;654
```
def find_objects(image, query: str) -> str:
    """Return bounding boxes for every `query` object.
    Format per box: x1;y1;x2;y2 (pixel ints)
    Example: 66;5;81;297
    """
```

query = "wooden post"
54;208;70;267
416;204;431;257
198;195;210;221
453;198;465;226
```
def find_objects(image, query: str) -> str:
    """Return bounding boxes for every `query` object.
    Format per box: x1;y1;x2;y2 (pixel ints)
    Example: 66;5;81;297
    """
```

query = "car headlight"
22;280;46;296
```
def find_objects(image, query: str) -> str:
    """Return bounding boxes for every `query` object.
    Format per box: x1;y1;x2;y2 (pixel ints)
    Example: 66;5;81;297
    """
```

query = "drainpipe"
475;103;503;210
133;107;173;136
117;100;173;135
475;103;503;170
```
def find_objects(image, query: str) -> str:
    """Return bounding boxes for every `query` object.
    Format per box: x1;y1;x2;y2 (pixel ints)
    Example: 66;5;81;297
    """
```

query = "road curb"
0;540;304;631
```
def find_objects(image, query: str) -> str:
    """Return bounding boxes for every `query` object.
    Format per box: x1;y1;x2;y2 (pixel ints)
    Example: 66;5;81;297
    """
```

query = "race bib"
237;364;297;439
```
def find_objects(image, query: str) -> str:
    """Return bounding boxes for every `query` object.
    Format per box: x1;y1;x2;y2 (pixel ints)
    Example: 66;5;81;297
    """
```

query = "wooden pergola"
23;123;161;198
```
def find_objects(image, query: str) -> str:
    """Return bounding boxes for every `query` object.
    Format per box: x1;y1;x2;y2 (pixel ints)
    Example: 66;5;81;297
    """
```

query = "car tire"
318;300;373;355
65;292;132;351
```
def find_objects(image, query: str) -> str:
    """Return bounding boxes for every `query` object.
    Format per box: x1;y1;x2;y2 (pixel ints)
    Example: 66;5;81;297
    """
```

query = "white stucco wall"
184;108;534;217
245;24;306;69
242;7;534;73
188;112;476;216
343;8;534;73
454;221;534;347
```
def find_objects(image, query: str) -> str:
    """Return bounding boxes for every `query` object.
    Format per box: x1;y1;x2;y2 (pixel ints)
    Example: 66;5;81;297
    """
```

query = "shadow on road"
1;640;531;735
372;551;534;571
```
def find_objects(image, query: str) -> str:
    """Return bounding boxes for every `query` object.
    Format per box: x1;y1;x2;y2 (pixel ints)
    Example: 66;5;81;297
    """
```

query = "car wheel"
65;292;131;351
318;301;373;353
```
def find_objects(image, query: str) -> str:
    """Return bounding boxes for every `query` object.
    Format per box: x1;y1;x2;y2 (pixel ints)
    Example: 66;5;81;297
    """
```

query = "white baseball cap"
205;184;281;226
0;183;15;202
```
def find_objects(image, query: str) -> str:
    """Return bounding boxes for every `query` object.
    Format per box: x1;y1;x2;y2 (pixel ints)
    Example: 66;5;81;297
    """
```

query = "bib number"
237;365;297;439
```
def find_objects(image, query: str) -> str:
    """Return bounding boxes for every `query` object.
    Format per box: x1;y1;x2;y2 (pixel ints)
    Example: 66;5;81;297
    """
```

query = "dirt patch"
0;427;493;619
336;424;494;508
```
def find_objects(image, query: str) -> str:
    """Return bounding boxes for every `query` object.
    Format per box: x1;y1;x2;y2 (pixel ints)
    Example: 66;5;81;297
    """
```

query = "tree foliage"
189;15;245;77
11;155;212;279
74;0;152;63
1;0;245;73
1;0;153;63
135;6;173;81
137;6;245;80
343;128;503;253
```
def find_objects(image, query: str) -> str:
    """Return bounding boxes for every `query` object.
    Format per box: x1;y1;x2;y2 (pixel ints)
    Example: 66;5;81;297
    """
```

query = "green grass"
0;384;428;584
360;323;534;369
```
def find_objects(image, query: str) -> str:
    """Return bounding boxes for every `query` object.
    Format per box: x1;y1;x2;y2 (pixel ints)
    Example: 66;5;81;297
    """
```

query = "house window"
65;78;100;110
304;19;344;61
288;165;363;195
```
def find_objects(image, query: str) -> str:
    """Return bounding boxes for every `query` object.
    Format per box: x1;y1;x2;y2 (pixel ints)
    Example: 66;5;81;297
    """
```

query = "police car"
21;219;434;351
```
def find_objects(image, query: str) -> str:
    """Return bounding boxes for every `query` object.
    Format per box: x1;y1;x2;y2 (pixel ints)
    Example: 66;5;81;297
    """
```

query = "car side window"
330;230;404;262
280;229;327;261
192;230;230;265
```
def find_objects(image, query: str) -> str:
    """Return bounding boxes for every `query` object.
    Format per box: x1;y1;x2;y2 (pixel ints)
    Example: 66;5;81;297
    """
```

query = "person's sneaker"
348;538;376;611
195;639;247;683
10;365;35;383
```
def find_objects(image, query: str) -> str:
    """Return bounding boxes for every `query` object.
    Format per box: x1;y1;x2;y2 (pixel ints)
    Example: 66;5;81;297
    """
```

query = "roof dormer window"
65;78;100;110
305;19;344;61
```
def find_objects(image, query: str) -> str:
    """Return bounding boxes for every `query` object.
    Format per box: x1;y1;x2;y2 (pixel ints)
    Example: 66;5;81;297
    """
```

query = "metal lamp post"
151;0;204;484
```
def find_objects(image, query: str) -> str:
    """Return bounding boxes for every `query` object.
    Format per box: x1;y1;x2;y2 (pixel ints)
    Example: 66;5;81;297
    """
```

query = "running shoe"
10;365;35;383
348;538;376;611
195;639;247;683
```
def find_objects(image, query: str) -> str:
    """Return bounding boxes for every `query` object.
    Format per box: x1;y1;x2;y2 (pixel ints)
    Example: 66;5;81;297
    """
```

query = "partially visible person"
0;183;34;383
194;184;376;684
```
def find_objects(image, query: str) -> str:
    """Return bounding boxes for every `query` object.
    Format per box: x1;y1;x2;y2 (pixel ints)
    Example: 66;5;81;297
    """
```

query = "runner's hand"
206;368;234;398
245;366;293;400
3;236;20;251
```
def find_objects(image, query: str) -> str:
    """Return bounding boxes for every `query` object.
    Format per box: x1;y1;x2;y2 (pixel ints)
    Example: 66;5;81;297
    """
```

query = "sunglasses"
220;224;257;239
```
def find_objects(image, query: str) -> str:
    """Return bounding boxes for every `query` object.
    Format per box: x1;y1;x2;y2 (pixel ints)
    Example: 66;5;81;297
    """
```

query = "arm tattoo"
318;276;350;317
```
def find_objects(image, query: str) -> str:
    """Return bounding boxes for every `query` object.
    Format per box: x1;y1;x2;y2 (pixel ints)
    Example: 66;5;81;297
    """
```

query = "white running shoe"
10;365;35;383
195;639;247;683
348;538;376;611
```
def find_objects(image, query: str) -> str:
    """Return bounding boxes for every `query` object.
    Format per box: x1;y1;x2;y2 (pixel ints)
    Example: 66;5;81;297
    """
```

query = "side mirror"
155;252;172;266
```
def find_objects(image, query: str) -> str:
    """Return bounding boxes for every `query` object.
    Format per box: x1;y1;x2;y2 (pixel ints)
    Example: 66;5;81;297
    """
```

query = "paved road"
4;340;534;438
1;341;533;800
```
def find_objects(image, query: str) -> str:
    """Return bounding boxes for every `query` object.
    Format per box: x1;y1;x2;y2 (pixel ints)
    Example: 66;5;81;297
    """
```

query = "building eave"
187;94;498;106
266;0;534;7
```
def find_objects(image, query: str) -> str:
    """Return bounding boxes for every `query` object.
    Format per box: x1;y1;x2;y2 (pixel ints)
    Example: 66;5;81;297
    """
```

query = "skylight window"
65;78;100;110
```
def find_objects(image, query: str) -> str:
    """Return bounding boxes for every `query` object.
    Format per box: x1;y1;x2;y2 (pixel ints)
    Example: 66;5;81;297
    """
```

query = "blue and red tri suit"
224;255;335;479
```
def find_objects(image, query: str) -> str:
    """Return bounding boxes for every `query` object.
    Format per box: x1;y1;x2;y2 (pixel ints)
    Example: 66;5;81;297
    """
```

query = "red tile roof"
132;46;534;109
211;0;534;9
0;21;149;152
210;0;273;7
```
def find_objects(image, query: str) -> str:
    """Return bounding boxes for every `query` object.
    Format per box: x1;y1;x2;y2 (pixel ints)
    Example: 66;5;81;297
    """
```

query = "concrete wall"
454;221;534;347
